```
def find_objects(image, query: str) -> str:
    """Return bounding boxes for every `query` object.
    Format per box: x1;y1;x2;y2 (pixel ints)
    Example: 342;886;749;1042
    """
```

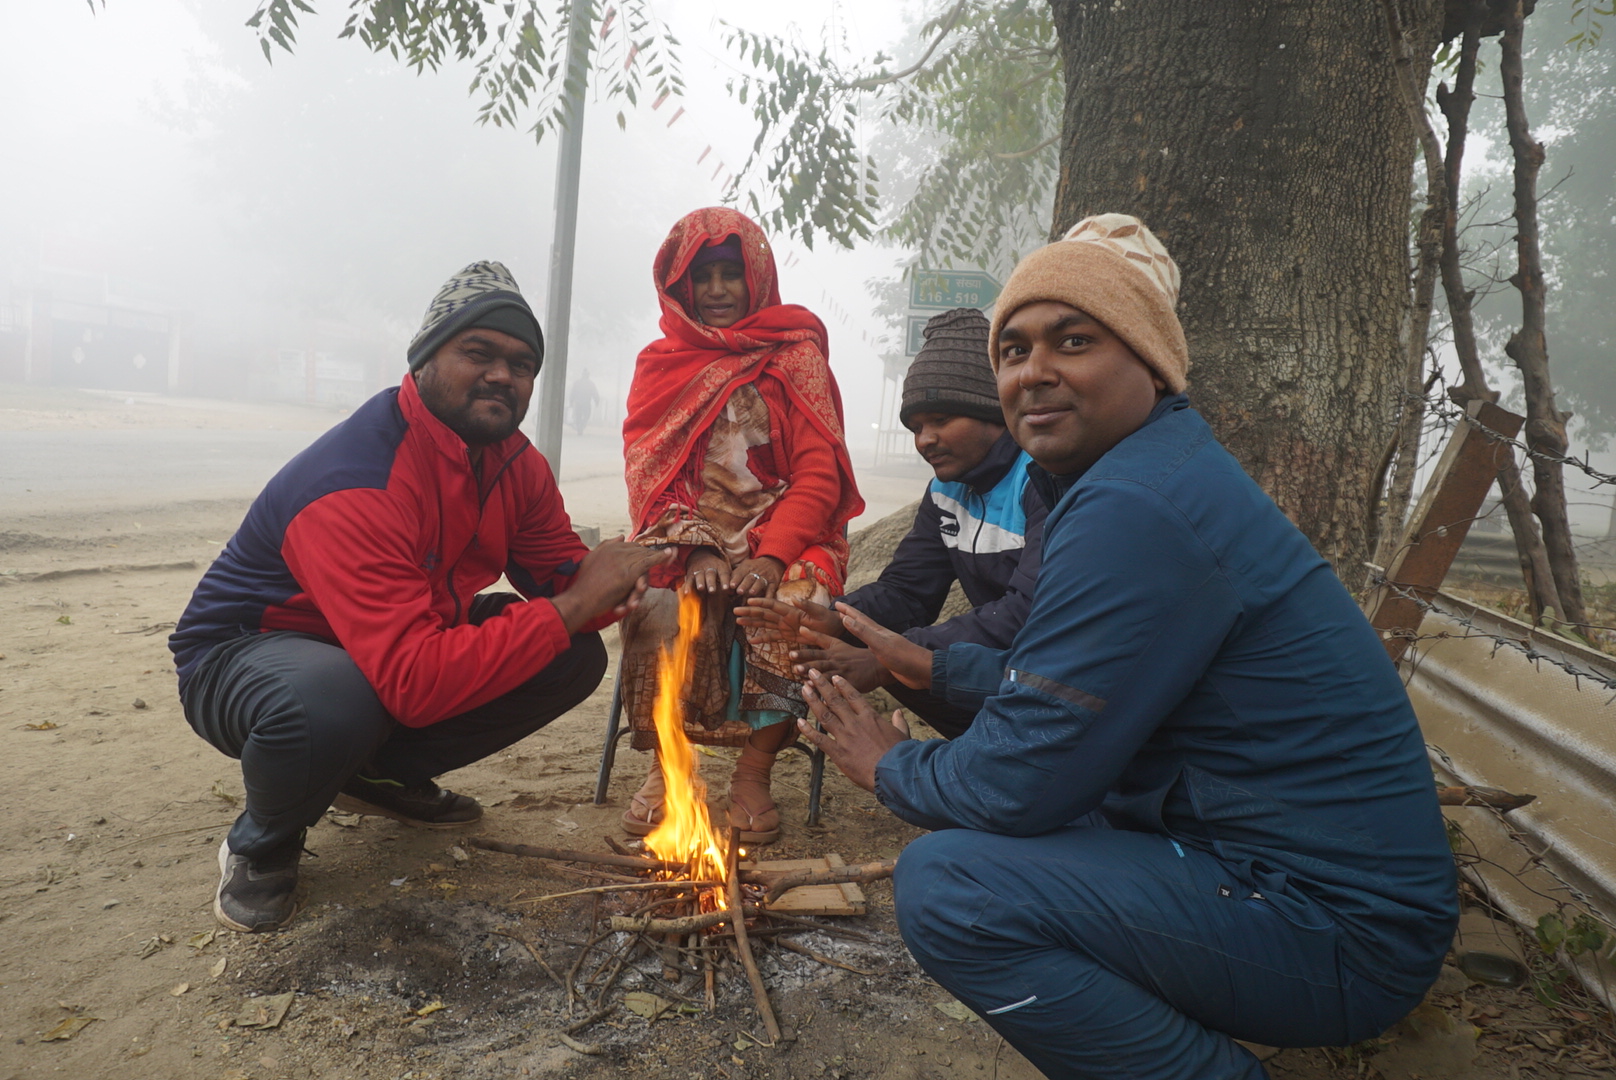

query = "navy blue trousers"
181;595;606;859
894;825;1422;1080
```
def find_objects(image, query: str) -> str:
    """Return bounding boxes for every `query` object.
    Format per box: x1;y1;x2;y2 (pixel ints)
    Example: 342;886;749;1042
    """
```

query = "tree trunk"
1499;2;1587;628
1048;0;1442;577
1372;0;1446;570
1434;1;1559;621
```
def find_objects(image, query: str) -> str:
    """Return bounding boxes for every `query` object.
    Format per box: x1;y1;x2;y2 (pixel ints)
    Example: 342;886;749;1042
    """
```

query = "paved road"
0;429;324;514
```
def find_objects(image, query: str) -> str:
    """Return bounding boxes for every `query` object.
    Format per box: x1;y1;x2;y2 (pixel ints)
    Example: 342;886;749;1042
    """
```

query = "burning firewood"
476;588;887;1045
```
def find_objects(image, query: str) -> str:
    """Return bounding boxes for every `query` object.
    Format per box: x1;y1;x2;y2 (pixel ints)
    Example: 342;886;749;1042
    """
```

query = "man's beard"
419;374;526;446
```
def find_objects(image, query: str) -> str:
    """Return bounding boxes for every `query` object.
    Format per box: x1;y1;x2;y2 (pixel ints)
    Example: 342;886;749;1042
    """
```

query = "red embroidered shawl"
623;207;862;582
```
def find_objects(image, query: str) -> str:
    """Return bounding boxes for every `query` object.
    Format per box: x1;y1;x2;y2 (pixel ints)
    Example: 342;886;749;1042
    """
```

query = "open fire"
643;587;730;901
468;584;897;1042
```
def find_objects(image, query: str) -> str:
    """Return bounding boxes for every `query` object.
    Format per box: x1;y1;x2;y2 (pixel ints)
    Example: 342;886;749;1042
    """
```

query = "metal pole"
534;0;592;471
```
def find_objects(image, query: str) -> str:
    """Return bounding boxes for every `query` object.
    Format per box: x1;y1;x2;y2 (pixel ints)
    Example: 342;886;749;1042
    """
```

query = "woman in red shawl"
619;207;863;844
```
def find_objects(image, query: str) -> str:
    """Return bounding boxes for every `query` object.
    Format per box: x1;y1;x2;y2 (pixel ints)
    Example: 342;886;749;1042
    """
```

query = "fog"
0;0;913;464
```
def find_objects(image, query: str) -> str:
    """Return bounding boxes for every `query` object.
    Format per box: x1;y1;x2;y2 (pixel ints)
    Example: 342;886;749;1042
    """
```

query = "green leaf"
1536;911;1568;954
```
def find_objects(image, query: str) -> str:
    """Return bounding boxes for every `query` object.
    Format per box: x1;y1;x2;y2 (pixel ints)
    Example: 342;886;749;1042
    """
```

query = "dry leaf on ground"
39;1015;97;1042
234;991;295;1030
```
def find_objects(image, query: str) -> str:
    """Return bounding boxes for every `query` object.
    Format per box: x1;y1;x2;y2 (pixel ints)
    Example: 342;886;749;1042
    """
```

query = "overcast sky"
0;0;918;445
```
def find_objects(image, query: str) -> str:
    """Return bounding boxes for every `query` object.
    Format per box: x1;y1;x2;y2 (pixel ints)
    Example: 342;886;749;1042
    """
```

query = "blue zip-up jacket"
840;431;1045;650
874;396;1457;997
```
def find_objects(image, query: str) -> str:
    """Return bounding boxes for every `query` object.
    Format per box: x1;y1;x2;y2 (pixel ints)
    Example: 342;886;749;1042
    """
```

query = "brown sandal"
726;744;781;844
621;757;665;837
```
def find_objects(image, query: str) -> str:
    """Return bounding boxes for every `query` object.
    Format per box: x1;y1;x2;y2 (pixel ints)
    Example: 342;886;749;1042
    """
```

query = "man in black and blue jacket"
741;308;1044;739
795;217;1457;1080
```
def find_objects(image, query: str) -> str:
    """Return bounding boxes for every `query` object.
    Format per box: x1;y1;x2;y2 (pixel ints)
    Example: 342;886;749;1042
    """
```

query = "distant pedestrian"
568;370;600;435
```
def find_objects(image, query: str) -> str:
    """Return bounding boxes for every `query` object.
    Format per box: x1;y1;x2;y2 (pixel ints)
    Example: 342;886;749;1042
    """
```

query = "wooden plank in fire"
747;853;867;916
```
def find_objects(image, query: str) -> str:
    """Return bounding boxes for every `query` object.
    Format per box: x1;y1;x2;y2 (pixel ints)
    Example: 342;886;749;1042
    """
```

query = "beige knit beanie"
988;214;1189;393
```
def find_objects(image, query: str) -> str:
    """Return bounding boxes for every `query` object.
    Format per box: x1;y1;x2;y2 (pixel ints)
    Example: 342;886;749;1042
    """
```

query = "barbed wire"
1428;741;1616;960
1373;574;1616;697
1406;378;1616;489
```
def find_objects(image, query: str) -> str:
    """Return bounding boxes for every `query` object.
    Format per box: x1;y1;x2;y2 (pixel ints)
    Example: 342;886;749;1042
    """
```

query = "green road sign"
909;268;1002;310
906;314;929;356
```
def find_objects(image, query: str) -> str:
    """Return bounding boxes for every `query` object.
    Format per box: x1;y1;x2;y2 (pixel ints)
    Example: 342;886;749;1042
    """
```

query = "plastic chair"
592;661;827;826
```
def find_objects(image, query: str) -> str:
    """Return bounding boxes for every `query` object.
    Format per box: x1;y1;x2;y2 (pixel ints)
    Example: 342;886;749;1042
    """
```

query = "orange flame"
644;588;730;896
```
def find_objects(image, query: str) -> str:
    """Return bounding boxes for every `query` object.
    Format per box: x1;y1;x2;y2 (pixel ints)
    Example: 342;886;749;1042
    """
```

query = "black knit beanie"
899;308;1003;429
406;261;544;372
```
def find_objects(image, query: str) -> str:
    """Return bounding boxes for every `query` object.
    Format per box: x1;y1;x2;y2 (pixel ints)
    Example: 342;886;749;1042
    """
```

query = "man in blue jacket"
796;216;1457;1079
742;308;1044;739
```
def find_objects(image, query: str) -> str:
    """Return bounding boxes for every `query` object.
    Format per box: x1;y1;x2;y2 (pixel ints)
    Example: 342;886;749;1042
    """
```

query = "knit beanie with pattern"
899;307;1003;429
406;261;544;372
988;214;1189;393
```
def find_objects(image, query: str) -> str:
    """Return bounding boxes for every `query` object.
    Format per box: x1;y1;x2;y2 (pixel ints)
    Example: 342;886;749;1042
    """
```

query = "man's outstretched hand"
831;603;933;690
798;668;911;793
789;637;893;692
551;537;673;633
734;595;842;643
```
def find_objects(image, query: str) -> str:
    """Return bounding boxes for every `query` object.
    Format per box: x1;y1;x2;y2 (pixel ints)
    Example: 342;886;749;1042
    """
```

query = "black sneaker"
332;774;482;829
214;836;301;933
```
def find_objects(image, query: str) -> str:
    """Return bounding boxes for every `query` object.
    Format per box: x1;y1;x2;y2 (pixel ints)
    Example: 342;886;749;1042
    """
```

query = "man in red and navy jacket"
171;261;669;933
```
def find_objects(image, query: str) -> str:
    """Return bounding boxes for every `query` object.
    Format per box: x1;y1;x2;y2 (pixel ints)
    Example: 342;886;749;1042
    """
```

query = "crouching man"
169;261;669;933
740;307;1044;739
796;218;1457;1079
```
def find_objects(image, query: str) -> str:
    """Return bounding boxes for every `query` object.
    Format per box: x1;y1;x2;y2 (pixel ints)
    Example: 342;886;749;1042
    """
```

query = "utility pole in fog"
533;0;591;474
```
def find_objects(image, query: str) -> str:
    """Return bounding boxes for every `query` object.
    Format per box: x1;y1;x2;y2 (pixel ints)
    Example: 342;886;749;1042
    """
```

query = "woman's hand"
729;556;785;599
684;548;729;595
733;596;842;643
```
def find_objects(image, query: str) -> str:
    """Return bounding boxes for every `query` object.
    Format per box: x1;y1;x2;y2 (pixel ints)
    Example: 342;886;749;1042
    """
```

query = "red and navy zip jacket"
170;373;599;727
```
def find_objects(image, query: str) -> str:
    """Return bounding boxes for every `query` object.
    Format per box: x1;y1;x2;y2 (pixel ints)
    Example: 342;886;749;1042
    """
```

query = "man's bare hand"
734;596;842;644
798;669;910;792
685;548;729;595
789;637;892;692
551;538;673;633
834;603;933;690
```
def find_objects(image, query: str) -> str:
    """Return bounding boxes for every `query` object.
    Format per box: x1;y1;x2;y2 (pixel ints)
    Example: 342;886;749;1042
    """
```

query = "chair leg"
593;663;627;806
807;744;825;827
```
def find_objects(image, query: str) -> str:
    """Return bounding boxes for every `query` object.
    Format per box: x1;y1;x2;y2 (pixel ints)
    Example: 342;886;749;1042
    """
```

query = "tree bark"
1048;0;1443;578
1499;1;1587;628
1372;0;1447;569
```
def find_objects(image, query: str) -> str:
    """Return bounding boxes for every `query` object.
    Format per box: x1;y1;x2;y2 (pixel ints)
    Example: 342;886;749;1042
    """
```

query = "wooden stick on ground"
759;911;876;941
1436;785;1536;811
774;937;875;977
516;880;721;905
490;929;569;993
608;906;759;935
729;827;782;1044
468;836;676;871
701;932;717;1010
757;859;898;905
562;1005;615;1035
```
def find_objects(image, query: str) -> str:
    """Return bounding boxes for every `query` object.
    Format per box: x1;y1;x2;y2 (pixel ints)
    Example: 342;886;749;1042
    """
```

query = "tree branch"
992;133;1059;160
846;0;969;89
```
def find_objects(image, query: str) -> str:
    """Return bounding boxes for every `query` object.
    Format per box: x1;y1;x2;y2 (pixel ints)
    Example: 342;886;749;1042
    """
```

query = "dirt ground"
2;386;1614;1080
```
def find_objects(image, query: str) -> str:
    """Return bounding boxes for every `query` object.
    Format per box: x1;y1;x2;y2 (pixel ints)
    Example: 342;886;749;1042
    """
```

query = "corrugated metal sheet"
1404;590;1616;999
